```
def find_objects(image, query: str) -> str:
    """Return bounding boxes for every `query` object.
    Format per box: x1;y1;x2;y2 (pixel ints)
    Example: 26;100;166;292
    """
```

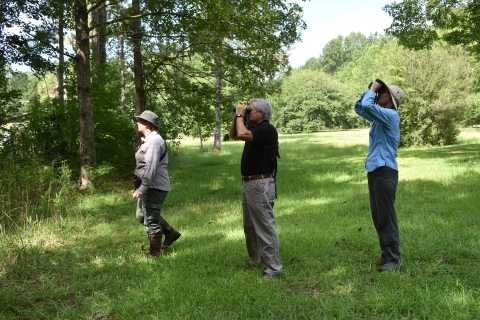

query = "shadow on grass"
399;142;480;163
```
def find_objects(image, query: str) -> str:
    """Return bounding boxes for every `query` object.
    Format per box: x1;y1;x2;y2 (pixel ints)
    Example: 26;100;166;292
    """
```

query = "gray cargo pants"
242;177;283;276
136;188;168;234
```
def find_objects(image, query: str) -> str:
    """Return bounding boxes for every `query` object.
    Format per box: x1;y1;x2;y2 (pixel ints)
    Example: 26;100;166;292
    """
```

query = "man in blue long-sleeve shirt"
354;80;405;272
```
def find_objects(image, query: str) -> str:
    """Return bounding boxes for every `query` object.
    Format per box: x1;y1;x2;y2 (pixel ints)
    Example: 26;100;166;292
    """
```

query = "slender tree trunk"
120;34;126;113
213;61;223;151
57;3;64;103
75;0;96;189
91;1;107;65
0;0;4;47
198;121;204;152
132;0;145;116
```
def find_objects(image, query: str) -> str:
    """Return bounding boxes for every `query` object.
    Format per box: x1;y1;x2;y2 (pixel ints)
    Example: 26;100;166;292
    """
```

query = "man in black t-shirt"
229;98;282;278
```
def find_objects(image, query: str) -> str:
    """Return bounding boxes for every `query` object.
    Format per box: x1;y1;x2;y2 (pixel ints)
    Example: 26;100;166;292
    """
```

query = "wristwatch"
236;113;243;118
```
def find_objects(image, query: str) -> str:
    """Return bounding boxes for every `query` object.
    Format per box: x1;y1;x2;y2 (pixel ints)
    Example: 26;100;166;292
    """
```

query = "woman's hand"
133;190;143;199
370;81;382;93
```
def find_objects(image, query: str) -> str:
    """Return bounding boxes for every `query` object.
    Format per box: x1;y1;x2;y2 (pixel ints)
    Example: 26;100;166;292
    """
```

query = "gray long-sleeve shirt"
135;131;170;193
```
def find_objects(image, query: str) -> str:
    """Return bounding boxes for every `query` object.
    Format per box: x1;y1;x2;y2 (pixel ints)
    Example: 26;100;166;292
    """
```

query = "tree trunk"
132;0;145;116
198;121;204;152
75;0;96;189
91;1;107;65
120;34;126;113
57;1;64;103
213;62;223;151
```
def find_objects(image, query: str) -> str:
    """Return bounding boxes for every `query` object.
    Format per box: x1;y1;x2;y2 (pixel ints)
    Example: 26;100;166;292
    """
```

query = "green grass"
1;129;480;319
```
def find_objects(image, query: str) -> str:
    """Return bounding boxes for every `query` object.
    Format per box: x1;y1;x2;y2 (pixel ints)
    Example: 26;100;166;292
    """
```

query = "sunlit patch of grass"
457;127;480;142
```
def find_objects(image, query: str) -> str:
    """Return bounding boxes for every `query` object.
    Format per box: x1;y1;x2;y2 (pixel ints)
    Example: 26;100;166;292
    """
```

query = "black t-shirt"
241;120;278;176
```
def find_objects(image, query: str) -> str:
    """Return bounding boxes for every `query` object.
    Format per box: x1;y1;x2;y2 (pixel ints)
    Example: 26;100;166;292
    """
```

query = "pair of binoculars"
368;79;388;94
232;107;251;113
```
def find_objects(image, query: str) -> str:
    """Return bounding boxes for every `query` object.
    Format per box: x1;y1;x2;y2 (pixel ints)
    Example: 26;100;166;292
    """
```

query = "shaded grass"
1;129;480;319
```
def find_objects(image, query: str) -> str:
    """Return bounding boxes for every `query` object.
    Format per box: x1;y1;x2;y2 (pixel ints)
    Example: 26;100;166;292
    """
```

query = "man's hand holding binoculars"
233;104;251;117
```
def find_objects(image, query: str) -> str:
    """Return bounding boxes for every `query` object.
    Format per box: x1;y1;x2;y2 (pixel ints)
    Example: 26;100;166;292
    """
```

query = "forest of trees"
1;0;480;188
1;0;306;188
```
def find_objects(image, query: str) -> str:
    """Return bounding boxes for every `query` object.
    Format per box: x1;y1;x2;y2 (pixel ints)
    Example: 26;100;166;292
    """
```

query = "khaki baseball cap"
387;85;405;111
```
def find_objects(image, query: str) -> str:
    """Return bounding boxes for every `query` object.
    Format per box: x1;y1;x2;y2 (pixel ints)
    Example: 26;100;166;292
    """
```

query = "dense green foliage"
269;35;477;146
1;62;135;175
382;0;480;130
303;32;380;75
394;45;473;146
384;0;480;57
270;69;356;132
336;39;474;147
2;0;480;186
1;0;307;181
0;67;21;125
1;130;479;318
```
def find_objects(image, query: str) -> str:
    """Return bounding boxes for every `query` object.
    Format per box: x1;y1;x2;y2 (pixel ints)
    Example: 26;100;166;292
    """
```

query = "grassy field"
1;129;480;319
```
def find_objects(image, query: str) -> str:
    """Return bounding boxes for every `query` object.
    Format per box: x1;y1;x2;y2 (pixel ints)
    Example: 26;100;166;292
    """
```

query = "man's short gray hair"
249;98;272;120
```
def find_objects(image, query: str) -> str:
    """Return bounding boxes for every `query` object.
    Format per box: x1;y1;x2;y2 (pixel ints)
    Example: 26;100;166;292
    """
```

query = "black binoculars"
233;106;252;113
368;79;388;94
133;174;141;189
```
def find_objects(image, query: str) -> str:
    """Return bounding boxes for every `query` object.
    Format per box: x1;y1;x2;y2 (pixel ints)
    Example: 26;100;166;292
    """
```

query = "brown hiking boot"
159;217;181;249
146;232;163;257
162;229;181;249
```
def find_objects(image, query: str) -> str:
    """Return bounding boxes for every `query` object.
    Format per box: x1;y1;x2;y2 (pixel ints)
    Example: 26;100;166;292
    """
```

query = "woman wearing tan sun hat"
354;79;405;272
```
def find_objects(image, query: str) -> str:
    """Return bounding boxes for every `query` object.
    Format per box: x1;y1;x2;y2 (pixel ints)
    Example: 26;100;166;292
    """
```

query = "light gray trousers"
242;178;283;275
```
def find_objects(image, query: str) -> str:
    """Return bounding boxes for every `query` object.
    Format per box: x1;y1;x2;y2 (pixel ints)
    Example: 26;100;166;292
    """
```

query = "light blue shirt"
354;90;400;172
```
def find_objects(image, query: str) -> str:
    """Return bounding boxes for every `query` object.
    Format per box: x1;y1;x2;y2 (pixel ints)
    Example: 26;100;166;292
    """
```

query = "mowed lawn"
1;129;479;319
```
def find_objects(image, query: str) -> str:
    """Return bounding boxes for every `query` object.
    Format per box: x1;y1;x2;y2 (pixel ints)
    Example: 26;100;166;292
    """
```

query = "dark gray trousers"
136;188;168;234
368;166;401;263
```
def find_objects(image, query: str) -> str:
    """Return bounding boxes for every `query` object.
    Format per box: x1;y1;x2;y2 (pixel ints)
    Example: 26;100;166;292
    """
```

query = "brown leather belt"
242;174;272;182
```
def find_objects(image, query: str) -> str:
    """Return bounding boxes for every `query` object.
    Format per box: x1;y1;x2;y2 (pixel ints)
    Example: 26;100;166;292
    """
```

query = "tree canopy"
301;32;380;75
383;0;480;57
2;0;480;187
269;69;356;132
269;35;477;146
0;0;307;185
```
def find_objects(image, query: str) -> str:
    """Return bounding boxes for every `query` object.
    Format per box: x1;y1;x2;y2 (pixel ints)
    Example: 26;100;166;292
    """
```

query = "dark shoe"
378;261;404;272
159;217;181;249
262;271;283;278
146;232;163;257
376;257;387;266
162;229;181;249
242;260;261;269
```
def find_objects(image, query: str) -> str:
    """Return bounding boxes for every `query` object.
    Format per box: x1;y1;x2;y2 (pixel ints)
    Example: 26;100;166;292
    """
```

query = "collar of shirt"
143;131;158;143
